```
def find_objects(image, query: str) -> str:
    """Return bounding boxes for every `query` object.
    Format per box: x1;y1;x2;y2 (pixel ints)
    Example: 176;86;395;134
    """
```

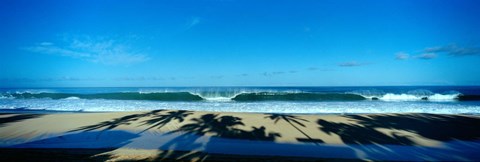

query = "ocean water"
1;86;480;114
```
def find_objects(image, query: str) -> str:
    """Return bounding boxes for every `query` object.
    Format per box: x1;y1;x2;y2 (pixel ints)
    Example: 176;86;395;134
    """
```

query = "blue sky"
1;0;480;87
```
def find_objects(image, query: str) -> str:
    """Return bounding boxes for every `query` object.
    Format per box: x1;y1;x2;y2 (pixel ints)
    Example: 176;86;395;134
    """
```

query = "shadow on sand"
26;111;480;161
265;113;324;144
139;110;193;133
316;113;480;145
152;113;282;161
69;110;165;132
313;114;480;161
0;114;43;127
66;110;283;161
1;130;139;161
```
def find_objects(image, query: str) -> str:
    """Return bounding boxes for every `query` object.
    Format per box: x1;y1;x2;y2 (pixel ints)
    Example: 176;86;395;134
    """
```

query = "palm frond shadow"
173;113;281;141
70;113;147;132
152;113;282;161
265;113;323;144
317;119;414;145
316;114;480;146
139;110;194;133
0;114;43;127
348;114;480;142
69;110;167;133
68;109;170;140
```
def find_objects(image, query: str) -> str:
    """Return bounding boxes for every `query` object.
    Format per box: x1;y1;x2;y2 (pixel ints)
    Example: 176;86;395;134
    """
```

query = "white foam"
1;98;479;114
138;90;170;94
377;93;459;101
12;89;53;94
203;97;233;102
379;93;425;101
0;96;11;99
64;97;81;100
428;94;459;101
192;91;245;101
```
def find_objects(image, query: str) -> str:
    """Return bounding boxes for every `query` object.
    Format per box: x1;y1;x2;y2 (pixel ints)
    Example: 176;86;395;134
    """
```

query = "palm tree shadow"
68;110;170;139
69;110;168;133
172;113;281;141
0;114;43;127
173;114;246;139
317;119;414;145
4;130;139;161
152;113;282;161
313;114;480;161
154;133;208;161
316;114;480;146
139;110;194;133
347;114;480;142
70;114;146;132
265;113;323;144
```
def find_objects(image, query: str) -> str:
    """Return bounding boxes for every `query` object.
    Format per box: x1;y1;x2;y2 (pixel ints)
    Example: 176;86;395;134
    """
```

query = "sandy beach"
0;110;480;161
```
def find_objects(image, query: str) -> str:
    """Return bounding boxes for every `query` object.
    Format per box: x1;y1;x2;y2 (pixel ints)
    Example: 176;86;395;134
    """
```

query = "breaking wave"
1;91;476;102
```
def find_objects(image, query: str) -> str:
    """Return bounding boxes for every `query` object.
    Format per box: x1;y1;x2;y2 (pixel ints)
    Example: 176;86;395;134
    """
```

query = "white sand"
1;110;479;161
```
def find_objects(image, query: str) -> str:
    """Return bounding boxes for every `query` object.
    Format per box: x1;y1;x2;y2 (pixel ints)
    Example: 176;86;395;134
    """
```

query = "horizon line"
1;85;480;89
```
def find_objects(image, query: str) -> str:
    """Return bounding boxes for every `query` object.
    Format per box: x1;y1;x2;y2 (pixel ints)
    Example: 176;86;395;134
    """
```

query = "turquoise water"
1;86;480;114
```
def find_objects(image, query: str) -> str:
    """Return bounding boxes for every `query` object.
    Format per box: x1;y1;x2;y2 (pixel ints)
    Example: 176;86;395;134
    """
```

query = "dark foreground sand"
1;110;480;161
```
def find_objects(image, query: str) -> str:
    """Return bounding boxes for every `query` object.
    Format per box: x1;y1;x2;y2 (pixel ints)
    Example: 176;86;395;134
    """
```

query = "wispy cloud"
261;72;273;77
424;44;480;56
39;42;53;46
25;42;91;58
261;71;286;77
394;44;480;61
307;67;318;71
1;76;101;82
210;75;224;79
414;53;437;60
240;67;332;78
395;52;410;60
338;61;369;67
186;17;201;30
114;76;165;81
23;38;149;65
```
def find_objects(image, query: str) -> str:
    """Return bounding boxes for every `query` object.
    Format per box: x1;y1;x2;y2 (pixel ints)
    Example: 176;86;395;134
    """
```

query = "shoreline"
1;109;480;161
2;108;480;116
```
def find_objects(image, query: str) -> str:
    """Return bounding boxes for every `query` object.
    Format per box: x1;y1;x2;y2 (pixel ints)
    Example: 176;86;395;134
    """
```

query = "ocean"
1;86;480;114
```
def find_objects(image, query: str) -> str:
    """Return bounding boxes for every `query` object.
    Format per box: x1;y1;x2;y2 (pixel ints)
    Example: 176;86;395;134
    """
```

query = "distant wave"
349;89;468;101
63;96;81;100
3;92;365;101
231;92;366;101
370;93;459;101
4;92;204;101
1;91;478;102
